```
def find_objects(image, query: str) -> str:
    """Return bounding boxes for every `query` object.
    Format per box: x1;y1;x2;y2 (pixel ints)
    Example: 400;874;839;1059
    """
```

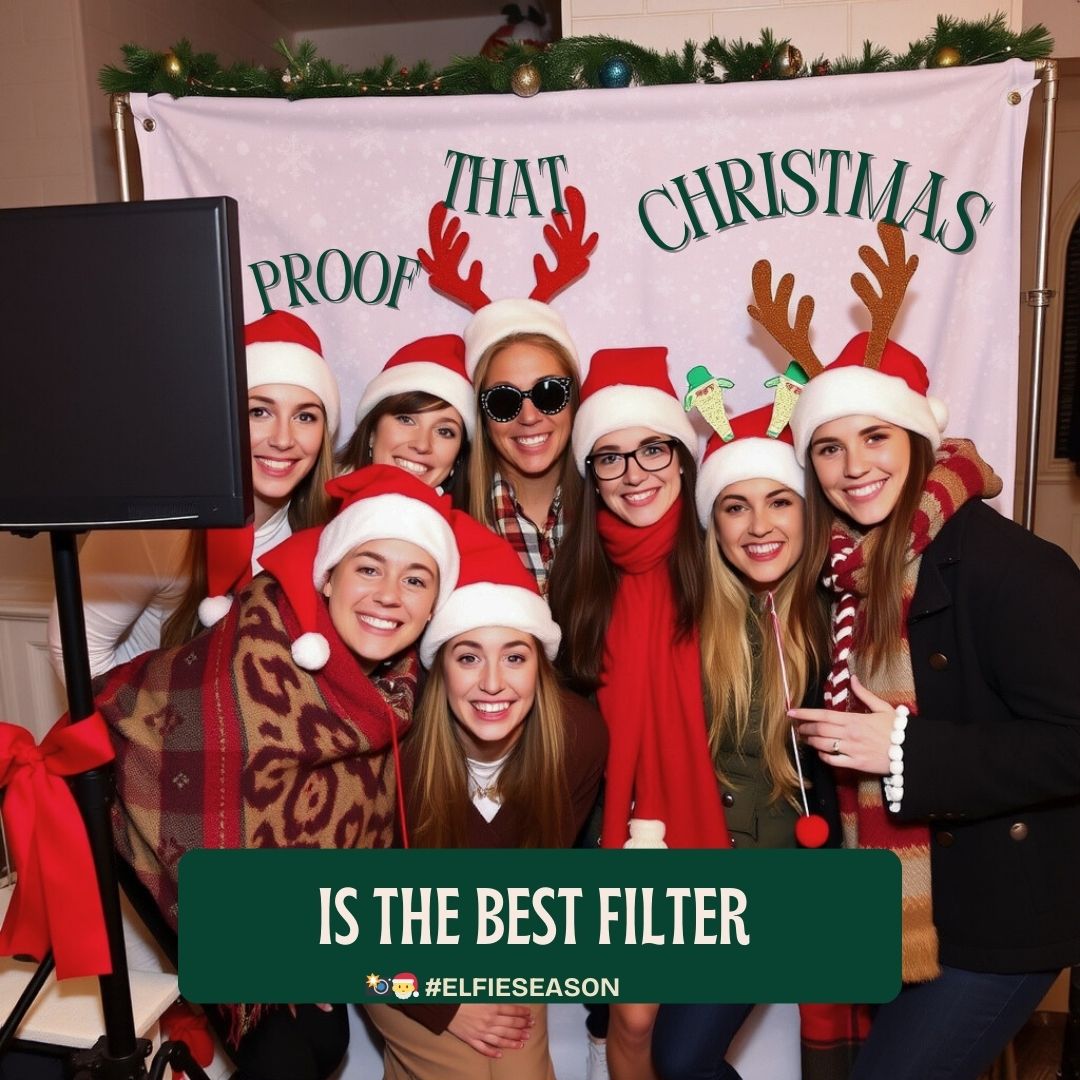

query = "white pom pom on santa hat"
623;819;667;849
197;593;234;628
291;631;331;671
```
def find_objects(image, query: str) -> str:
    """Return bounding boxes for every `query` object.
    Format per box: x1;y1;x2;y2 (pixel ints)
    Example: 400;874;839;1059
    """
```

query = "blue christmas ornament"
599;55;632;88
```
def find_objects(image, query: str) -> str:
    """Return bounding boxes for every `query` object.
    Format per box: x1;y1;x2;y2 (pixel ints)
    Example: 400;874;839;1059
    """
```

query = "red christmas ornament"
795;814;830;849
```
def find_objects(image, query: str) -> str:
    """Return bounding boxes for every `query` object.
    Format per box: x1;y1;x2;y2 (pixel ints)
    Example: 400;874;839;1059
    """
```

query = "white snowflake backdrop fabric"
131;59;1036;507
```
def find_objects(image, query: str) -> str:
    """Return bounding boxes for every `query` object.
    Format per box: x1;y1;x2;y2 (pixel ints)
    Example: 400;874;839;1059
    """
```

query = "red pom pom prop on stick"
765;592;829;848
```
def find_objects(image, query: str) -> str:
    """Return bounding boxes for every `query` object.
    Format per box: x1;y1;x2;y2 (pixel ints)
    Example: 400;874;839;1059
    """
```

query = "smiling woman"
101;465;457;1080
549;346;722;1080
773;223;1080;1079
337;334;475;508
465;301;584;594
365;512;605;1080
651;404;844;1080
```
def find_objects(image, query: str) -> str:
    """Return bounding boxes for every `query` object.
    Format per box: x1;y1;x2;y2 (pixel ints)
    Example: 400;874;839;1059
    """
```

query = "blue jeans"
652;1003;755;1080
850;965;1057;1080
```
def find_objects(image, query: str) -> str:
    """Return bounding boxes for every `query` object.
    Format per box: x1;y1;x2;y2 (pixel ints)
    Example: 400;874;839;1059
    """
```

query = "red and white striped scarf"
822;438;1001;983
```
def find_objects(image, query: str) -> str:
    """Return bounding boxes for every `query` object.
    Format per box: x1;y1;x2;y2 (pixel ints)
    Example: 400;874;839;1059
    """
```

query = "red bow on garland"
0;714;115;979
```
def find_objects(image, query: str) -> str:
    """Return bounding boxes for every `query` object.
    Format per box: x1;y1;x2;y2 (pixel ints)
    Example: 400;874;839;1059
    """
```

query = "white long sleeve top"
47;505;292;680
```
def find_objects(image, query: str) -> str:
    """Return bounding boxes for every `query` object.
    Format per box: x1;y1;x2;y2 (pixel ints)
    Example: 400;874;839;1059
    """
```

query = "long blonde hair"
160;423;336;649
467;333;583;527
408;643;568;849
700;519;827;807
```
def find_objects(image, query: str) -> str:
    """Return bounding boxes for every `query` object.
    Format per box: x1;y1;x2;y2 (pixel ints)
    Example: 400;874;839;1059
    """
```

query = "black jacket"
896;499;1080;973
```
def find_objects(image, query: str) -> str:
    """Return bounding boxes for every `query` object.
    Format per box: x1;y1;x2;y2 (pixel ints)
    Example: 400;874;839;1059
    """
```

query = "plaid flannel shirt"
489;471;564;597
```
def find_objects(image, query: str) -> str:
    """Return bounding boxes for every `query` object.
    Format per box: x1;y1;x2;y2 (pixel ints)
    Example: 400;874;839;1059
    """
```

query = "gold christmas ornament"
511;62;541;98
931;46;962;68
778;44;803;78
163;51;183;78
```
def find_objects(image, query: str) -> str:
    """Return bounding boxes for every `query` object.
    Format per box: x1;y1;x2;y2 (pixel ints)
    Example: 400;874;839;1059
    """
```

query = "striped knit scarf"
822;438;1001;983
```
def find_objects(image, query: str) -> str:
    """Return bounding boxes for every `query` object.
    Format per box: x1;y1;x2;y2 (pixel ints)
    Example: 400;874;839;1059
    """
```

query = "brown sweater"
396;688;608;1034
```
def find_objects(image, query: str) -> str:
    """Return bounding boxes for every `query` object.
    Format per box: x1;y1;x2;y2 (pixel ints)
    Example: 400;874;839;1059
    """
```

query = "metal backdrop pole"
1022;59;1059;530
111;94;132;203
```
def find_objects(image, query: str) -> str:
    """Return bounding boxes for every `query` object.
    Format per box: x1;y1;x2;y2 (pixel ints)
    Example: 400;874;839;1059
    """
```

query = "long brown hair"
467;333;583;528
796;429;935;675
160;422;336;649
549;443;703;693
408;644;568;848
335;390;470;510
700;517;827;807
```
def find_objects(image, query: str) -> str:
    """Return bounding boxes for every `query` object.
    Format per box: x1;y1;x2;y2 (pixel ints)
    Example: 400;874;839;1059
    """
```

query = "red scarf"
596;499;729;850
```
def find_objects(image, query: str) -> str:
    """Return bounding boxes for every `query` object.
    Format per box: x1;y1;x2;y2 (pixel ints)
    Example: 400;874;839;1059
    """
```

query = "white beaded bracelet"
884;705;909;813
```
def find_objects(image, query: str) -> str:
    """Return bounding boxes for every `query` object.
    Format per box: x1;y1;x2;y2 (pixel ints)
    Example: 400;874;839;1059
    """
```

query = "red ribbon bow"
0;713;115;979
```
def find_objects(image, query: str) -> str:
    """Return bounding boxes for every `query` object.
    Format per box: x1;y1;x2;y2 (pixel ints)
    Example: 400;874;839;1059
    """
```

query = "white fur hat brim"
420;582;562;668
573;385;698;475
790;367;948;465
463;299;579;380
313;493;459;611
696;438;805;527
247;340;341;437
353;361;476;439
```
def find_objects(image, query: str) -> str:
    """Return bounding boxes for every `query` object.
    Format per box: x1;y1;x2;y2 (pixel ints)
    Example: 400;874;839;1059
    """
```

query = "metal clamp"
1023;288;1056;308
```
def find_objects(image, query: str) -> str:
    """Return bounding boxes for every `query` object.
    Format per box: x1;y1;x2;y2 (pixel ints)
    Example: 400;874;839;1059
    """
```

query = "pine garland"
98;14;1053;100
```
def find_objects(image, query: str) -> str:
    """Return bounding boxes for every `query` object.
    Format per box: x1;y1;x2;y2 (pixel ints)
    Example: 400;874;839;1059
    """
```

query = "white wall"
561;0;1024;63
298;15;505;71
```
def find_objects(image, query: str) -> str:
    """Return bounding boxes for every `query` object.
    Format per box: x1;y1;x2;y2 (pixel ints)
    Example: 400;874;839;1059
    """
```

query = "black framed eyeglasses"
480;376;573;424
586;438;680;482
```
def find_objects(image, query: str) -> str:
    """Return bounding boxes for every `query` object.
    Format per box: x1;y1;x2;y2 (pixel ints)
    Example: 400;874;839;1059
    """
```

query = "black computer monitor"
0;196;251;531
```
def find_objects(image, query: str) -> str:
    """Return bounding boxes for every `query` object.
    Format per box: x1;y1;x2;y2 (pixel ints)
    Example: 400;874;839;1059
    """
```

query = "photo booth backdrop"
130;58;1036;508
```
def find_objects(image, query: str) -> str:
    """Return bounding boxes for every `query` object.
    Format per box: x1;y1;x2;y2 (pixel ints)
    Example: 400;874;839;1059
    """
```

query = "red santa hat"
353;334;476;439
197;526;257;628
463;298;579;381
245;310;341;437
420;512;561;668
790;332;948;465
572;347;697;476
695;405;805;527
258;465;458;671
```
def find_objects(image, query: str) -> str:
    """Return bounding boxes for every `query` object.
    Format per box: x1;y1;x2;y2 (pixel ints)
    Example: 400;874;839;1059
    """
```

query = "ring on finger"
830;738;841;755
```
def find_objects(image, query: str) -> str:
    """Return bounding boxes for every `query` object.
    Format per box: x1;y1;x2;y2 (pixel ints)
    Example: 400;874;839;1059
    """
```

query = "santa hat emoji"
572;347;697;476
463;298;580;381
245;310;341;437
353;335;476;439
696;405;805;527
789;331;948;465
258;465;458;670
421;512;561;668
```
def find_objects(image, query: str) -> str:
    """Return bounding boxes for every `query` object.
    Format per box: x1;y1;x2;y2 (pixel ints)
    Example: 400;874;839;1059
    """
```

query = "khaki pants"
365;1003;556;1080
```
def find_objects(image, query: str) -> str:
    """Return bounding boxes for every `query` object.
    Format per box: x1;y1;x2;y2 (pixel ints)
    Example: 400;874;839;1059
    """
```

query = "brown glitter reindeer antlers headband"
750;220;947;464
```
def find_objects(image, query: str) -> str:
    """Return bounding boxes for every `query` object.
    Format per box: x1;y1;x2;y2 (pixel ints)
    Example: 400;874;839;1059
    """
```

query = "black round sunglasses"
480;376;574;424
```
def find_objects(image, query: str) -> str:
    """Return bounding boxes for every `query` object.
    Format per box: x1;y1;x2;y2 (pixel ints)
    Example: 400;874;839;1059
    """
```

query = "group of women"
53;221;1080;1080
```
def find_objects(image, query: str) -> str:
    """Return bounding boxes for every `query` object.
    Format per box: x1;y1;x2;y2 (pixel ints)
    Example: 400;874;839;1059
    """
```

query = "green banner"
179;849;900;1004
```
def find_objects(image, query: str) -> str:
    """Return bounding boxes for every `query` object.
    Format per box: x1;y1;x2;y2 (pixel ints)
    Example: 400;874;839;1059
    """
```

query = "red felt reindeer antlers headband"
418;187;598;378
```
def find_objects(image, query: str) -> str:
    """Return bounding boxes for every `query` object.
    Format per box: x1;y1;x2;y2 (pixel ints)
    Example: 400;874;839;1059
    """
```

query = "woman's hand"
447;1003;534;1058
790;676;897;776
